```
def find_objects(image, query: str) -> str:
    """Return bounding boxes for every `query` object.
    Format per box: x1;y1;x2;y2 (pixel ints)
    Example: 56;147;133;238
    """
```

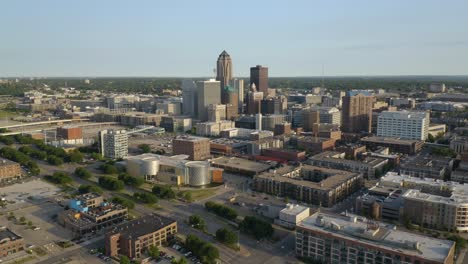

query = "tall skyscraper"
342;91;374;133
182;79;197;117
250;65;268;97
196;79;221;121
216;51;233;104
233;79;244;112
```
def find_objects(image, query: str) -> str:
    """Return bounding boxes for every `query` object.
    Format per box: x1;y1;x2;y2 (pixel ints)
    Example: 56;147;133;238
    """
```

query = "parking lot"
128;134;175;154
0;178;61;210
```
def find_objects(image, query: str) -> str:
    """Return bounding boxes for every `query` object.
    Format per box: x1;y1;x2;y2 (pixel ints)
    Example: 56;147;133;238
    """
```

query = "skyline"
1;0;468;77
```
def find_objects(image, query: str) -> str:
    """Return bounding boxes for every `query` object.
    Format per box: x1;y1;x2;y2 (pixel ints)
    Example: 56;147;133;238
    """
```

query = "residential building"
294;136;336;155
207;104;226;122
254;165;363;207
399;153;453;179
0;228;24;257
250;65;268;96
172;135;210;161
377;111;430;140
196;79;221;121
360;136;424;154
98;129;128;159
296;212;455;264
105;214;177;259
341;91;374;133
0;159;22;183
309;151;388;179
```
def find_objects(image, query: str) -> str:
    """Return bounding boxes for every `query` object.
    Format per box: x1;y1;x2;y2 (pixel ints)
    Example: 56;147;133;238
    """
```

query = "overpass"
0;119;91;130
0;122;119;136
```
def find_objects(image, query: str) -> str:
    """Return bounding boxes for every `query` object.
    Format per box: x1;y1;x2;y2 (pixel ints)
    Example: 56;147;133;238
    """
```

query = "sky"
1;0;468;77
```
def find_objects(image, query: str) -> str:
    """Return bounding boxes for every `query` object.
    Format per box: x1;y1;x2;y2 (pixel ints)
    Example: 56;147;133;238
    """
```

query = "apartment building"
377;111;430;140
98;129;128;159
0;159;22;183
172;135;211;161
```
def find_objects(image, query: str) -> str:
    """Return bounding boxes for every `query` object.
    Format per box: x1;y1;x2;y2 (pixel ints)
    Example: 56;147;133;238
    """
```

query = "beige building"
0;159;22;183
342;92;374;133
207;104;226;122
0;228;24;257
302;108;320;132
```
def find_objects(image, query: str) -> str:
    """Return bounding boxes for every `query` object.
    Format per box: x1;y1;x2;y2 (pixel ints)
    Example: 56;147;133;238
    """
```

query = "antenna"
213;67;216;79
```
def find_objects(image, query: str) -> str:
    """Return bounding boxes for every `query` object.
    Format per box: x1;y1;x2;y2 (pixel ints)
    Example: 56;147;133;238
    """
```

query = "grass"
180;189;217;201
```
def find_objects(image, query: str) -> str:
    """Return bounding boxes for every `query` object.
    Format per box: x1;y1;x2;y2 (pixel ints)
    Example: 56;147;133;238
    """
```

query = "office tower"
247;91;264;114
233;79;244;112
216;50;233;104
98;129;128;159
342;91;374;133
173;136;211;161
207;104;226;122
302;108;320;132
223;84;239;112
182;79;197;116
196;79;221;121
377;111;430;140
261;96;287;115
250;65;268;96
225;104;238;120
317;107;341;125
255;113;262;130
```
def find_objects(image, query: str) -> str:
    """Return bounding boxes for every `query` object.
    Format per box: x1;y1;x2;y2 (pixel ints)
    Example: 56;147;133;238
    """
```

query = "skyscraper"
250;65;268;97
196;79;221;121
233;79;244;112
342;91;374;133
182;79;197;117
216;50;232;104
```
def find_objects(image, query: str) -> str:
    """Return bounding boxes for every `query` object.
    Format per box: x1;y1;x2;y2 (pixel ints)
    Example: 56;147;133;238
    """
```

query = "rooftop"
280;204;309;216
361;136;423;146
298;212;454;263
174;135;210;142
210;156;271;173
0;158;18;166
108;214;176;240
379;110;427;120
310;151;387;167
0;228;22;243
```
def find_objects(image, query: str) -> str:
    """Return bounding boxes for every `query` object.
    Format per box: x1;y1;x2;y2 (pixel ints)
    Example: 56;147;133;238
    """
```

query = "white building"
196;120;235;137
275;204;310;229
98;129;128;159
316;106;341;125
377;110;429;140
207;104;226;122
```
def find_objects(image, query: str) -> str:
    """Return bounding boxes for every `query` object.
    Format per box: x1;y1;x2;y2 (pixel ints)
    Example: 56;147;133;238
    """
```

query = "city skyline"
1;0;468;77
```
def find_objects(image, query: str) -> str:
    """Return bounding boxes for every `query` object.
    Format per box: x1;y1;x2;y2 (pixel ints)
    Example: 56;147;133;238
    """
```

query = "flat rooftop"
210;156;271;173
173;135;210;142
361;136;423;145
0;228;22;242
280;204;309;216
0;158;18;166
310;151;387;167
298;213;454;263
257;165;361;191
109;214;176;239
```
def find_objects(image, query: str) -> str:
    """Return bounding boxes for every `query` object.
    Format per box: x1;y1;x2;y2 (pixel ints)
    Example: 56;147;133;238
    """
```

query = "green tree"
98;176;125;191
152;185;176;199
19;216;26;223
205;201;237;220
120;256;130;264
112;197;135;209
215;228;238;245
426;133;435;143
47;155;64;166
138;144;151;153
45;172;73;184
78;184;103;194
66;150;84;163
133;192;158;204
239;216;273;240
188;215;205;230
74;167;92;179
147;245;159;258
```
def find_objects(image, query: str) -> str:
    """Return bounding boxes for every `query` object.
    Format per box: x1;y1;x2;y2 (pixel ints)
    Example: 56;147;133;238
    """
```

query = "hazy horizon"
1;0;468;77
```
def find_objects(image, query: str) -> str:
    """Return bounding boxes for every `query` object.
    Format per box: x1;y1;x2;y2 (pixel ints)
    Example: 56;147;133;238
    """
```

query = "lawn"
181;189;217;201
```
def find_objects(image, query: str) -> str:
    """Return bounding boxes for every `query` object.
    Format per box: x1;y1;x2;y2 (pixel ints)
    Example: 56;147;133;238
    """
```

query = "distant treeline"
1;76;467;96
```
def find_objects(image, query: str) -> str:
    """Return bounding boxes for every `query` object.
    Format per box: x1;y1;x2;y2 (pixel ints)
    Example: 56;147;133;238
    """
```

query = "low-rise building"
399;153;453;179
275;204;310;229
58;193;128;235
210;156;271;176
254;165;363;207
0;159;22;184
309;151;388;179
0;228;24;257
105;214;177;259
293;136;336;155
261;148;306;162
360;136;424;154
296;212;455;264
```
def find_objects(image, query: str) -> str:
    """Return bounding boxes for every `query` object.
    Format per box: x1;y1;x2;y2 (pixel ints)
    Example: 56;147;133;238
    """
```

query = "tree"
133;192;158;204
147;245;159;258
427;133;435;143
138;144;151;153
45;172;73;184
119;256;130;264
98;176;125;191
183;192;193;202
185;234;219;264
171;257;187;264
19;216;26;223
205;201;237;220
118;173;144;187
27;221;32;226
99;164;119;174
216;228;238;245
78;184;103;194
152;185;176;199
75;167;92;179
47;155;64;166
66;150;84;163
112;197;135;209
188;215;205;230
239;216;273;240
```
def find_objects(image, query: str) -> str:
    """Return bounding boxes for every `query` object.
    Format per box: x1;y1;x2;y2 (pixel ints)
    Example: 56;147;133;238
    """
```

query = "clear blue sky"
1;0;468;77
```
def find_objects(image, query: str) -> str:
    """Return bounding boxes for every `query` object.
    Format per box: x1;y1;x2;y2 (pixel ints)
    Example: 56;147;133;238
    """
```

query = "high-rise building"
98;129;128;159
207;104;226;122
250;65;268;96
302;108;320;132
172;136;211;161
247;91;264;114
196;79;221;121
316;107;341;125
342;91;374;133
377;111;430;140
223;84;239;111
182;79;197;116
216;51;233;103
233;79;244;112
261;96;287;115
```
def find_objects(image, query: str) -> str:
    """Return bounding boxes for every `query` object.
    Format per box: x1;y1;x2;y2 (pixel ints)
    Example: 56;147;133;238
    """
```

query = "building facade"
172;136;210;161
250;65;268;96
0;228;24;257
377;111;430;140
196;79;221;121
98;129;128;159
342;92;374;133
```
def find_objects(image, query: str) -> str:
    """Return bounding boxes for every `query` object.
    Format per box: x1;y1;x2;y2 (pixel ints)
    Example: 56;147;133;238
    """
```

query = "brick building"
0;159;22;183
172;136;210;161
